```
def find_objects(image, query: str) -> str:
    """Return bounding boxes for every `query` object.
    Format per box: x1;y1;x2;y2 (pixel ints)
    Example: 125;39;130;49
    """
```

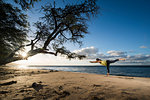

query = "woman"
90;58;125;76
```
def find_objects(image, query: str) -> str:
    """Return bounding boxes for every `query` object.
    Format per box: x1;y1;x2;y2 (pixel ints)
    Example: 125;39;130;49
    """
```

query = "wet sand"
0;66;150;100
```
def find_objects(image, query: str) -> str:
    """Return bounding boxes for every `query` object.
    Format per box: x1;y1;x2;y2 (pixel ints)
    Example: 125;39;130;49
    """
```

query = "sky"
10;0;150;65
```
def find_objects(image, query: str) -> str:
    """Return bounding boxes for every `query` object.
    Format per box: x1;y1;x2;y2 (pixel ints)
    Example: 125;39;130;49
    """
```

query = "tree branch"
43;23;63;49
51;8;57;29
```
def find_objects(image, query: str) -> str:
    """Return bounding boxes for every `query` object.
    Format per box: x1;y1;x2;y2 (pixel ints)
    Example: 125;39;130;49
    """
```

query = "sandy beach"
0;66;150;100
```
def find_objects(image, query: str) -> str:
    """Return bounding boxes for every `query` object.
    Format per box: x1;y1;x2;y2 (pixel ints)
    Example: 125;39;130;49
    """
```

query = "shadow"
32;82;47;92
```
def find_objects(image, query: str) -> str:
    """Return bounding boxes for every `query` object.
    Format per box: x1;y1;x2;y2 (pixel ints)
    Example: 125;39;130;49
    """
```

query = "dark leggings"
106;59;119;73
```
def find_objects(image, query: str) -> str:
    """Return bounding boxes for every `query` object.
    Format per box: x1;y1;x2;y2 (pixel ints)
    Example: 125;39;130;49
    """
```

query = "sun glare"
21;52;27;58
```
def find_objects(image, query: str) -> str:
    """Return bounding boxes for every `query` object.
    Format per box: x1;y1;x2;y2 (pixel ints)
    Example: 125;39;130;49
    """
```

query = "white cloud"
13;46;150;65
121;54;150;65
74;47;127;59
74;46;150;65
74;46;110;59
127;54;150;60
107;50;127;57
74;46;98;55
140;46;147;48
13;54;91;65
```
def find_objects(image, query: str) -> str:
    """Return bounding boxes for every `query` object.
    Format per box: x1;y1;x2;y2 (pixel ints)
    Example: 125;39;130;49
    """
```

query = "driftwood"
0;81;17;86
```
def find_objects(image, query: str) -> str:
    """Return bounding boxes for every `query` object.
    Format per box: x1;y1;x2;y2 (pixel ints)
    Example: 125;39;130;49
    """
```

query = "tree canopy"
14;0;41;10
0;0;99;65
0;0;29;65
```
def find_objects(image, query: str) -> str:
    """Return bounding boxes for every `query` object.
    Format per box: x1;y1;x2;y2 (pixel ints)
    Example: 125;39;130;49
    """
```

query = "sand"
0;66;150;100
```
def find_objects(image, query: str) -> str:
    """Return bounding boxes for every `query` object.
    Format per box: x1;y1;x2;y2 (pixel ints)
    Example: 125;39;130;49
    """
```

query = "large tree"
0;0;99;65
14;0;41;10
0;0;29;65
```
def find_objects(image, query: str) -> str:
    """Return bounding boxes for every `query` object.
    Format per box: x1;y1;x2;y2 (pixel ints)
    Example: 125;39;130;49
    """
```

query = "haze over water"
17;65;150;78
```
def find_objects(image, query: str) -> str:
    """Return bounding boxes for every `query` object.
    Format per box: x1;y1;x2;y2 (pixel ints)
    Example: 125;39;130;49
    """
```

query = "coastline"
0;66;150;100
7;65;150;78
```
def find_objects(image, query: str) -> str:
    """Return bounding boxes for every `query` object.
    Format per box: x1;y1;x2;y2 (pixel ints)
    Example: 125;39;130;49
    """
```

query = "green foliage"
0;0;99;65
14;0;41;10
0;0;28;63
31;0;99;59
53;46;86;60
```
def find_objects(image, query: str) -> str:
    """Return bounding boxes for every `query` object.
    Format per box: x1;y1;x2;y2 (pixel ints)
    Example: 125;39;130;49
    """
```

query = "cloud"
74;46;150;65
107;50;127;57
74;46;98;58
120;54;150;65
74;47;127;59
140;46;147;48
74;46;109;59
127;54;150;60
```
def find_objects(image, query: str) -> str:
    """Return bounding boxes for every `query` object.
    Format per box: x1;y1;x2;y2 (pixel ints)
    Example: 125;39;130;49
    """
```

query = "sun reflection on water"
17;65;29;69
17;65;38;69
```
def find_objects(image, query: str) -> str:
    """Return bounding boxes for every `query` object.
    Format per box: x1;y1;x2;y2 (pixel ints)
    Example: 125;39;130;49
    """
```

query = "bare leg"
107;73;109;76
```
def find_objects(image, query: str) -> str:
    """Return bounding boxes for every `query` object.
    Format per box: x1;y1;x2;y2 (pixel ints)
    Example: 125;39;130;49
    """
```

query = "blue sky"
9;0;150;65
84;0;150;53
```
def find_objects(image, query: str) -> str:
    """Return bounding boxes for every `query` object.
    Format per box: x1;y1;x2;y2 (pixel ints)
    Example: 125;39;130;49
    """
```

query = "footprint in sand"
93;84;102;87
0;81;17;86
73;86;82;89
23;97;35;100
118;77;134;79
121;91;131;95
31;82;47;92
59;86;63;91
53;90;70;99
0;91;9;94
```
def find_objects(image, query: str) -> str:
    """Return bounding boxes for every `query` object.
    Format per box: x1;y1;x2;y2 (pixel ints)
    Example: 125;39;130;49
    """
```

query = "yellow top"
100;60;107;66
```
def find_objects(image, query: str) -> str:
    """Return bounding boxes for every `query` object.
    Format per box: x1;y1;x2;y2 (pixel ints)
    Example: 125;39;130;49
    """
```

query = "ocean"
17;65;150;78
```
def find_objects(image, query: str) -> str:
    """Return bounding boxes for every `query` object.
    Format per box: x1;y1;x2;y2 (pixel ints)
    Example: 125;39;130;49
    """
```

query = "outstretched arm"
89;61;101;63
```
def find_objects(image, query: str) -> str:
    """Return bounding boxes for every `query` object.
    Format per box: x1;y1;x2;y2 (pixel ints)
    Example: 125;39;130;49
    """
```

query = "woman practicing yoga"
90;58;125;76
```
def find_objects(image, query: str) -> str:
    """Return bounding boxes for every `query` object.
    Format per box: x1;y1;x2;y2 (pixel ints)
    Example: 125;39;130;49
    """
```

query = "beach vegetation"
0;0;99;65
